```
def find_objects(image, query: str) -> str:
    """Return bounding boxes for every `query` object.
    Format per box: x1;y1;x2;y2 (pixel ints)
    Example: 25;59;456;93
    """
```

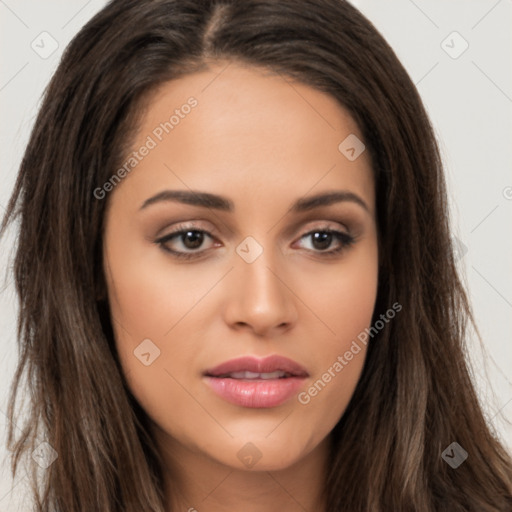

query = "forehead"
109;61;374;215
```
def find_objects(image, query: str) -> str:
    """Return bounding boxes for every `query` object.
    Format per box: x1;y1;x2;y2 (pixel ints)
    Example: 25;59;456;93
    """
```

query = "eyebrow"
139;189;369;213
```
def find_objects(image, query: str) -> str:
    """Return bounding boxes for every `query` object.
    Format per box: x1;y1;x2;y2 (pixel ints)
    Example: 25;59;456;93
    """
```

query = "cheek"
303;241;379;350
104;248;199;335
104;255;202;437
102;233;200;402
294;248;378;424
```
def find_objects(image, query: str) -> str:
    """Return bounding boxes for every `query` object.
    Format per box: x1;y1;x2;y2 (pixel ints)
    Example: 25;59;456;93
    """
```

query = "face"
102;61;378;473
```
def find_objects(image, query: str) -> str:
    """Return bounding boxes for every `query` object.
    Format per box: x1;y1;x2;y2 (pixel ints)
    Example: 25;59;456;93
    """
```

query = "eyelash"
154;224;356;260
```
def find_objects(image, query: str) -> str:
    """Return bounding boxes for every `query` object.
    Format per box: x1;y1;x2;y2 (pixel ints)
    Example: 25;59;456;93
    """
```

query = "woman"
2;0;511;510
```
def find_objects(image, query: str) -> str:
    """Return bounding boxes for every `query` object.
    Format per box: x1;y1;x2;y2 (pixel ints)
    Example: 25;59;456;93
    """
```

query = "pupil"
183;231;203;249
312;232;331;250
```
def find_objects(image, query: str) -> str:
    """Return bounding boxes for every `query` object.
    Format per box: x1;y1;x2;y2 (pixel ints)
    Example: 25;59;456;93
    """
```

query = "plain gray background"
1;0;511;509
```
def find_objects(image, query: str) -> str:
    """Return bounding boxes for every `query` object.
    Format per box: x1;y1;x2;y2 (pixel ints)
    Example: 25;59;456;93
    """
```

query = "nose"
223;248;298;337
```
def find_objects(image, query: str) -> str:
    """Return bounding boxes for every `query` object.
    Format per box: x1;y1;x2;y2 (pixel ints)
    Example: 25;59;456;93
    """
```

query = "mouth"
203;355;309;408
210;370;296;379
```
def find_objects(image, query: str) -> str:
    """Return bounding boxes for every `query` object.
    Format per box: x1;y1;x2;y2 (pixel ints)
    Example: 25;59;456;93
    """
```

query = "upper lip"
204;355;309;378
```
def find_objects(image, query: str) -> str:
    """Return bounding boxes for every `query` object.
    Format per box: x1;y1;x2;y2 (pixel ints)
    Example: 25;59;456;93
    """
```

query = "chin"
208;434;321;473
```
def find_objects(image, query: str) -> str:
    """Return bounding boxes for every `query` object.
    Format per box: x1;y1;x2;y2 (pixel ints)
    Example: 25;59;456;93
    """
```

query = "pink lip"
205;355;309;377
203;355;309;408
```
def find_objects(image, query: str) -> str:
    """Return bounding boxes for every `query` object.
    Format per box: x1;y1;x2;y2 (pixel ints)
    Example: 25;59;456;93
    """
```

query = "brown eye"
310;231;334;251
179;230;205;249
296;228;355;257
155;228;216;259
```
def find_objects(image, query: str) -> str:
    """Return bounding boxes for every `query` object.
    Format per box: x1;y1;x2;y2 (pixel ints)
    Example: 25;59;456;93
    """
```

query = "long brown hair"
2;0;511;510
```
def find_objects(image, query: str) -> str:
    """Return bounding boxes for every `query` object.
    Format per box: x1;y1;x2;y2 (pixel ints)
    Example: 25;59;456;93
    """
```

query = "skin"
103;61;379;512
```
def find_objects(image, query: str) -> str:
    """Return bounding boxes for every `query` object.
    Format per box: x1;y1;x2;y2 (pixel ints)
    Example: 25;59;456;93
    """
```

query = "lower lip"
204;376;306;408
